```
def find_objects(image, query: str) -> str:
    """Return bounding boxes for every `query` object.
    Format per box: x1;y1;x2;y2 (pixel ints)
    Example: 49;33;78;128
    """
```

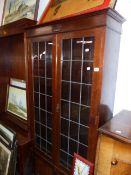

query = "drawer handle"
111;159;118;166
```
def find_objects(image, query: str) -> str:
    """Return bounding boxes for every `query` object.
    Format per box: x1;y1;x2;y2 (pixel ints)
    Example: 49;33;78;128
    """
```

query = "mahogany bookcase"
26;8;125;175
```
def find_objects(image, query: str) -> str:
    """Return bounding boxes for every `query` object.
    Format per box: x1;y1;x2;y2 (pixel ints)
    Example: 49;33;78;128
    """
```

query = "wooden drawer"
95;135;131;175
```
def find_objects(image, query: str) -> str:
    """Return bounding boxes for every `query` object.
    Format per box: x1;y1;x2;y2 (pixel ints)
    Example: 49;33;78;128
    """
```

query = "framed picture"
71;153;94;175
0;123;16;148
7;86;27;120
0;124;14;143
0;142;11;175
2;0;39;25
39;0;117;24
10;78;26;89
0;0;5;26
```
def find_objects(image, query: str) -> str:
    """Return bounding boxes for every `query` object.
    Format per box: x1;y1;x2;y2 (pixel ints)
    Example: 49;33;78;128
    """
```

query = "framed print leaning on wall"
39;0;117;24
7;86;27;120
0;142;11;175
2;0;39;25
6;78;27;120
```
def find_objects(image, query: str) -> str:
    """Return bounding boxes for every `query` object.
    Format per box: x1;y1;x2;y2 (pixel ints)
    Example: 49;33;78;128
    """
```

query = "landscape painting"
2;0;38;25
0;142;11;175
7;86;27;120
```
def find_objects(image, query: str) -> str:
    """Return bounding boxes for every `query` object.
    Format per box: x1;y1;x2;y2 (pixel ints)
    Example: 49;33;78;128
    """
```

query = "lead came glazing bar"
32;40;53;158
60;36;95;169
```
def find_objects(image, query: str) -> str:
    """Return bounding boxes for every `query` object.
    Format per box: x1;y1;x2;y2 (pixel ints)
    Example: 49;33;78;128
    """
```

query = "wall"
114;0;131;114
37;0;49;20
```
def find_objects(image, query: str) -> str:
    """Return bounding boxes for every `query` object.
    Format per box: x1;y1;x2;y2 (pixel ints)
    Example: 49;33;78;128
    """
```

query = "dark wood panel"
0;18;36;37
26;8;125;38
9;34;25;79
0;34;25;80
0;19;37;175
0;34;26;117
34;150;69;175
35;153;53;175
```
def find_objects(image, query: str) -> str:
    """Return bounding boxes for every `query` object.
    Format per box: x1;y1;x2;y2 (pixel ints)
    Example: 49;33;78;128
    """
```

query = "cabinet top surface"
26;8;125;38
36;7;125;28
99;110;131;143
0;18;36;37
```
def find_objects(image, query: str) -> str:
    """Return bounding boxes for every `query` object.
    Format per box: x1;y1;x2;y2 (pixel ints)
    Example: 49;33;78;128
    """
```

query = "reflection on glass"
84;37;94;60
71;83;80;103
69;139;78;155
39;42;45;60
71;61;81;82
61;82;70;100
61;100;69;119
60;36;95;169
70;103;79;122
61;118;69;136
62;61;70;81
61;135;68;152
72;38;82;60
62;39;71;60
39;60;45;77
32;41;53;157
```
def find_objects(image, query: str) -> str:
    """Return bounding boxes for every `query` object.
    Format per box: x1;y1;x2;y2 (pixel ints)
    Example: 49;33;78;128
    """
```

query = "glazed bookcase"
26;8;125;175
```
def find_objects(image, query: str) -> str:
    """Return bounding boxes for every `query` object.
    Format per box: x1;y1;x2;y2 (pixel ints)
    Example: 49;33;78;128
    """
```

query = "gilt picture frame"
0;142;11;175
71;153;94;175
2;0;39;25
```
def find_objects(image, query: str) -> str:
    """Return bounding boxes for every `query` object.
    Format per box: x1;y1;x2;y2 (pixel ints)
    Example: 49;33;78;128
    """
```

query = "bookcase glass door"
60;36;95;169
32;39;53;158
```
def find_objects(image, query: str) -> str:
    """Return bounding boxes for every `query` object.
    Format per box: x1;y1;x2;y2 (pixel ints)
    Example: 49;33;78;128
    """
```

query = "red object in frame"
71;153;94;175
39;0;117;24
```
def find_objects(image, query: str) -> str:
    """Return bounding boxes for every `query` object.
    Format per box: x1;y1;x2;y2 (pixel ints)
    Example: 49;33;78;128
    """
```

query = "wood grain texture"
95;135;114;175
0;18;36;37
95;110;131;175
95;134;131;175
0;19;36;175
99;110;131;143
26;8;125;38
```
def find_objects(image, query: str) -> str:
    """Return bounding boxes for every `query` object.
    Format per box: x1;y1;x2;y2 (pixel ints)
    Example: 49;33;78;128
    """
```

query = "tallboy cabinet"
26;8;125;175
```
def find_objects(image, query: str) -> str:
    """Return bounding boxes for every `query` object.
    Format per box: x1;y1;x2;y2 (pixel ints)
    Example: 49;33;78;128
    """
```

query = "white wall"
37;0;49;20
114;0;131;114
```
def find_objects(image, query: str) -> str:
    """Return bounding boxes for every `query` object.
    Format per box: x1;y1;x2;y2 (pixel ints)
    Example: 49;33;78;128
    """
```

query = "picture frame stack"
0;123;17;175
